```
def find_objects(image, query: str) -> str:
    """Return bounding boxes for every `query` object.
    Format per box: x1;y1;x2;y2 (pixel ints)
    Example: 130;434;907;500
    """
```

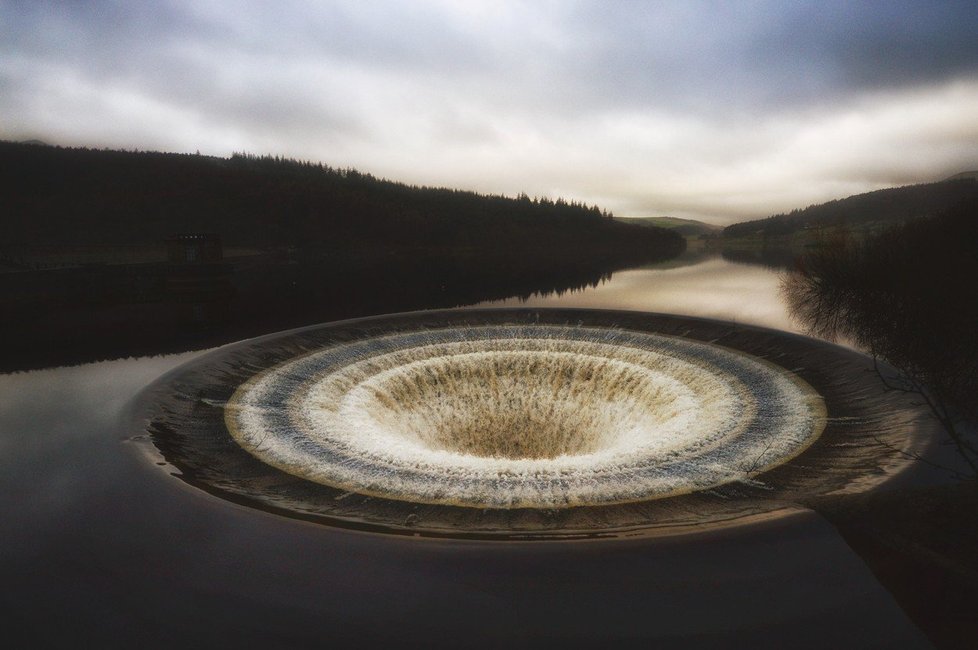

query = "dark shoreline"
0;248;676;373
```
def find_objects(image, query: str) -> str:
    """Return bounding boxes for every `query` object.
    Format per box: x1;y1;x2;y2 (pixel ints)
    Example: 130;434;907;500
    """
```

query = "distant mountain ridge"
723;175;978;239
944;171;978;182
615;216;721;237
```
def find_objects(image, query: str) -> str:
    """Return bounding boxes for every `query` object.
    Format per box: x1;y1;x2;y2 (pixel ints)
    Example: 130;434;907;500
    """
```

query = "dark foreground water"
0;255;949;648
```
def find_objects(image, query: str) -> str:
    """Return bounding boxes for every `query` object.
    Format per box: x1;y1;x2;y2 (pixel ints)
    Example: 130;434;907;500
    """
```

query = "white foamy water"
225;326;826;508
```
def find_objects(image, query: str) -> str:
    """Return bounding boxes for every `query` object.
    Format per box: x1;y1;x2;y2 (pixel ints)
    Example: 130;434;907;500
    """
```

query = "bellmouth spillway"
226;326;825;508
136;309;932;539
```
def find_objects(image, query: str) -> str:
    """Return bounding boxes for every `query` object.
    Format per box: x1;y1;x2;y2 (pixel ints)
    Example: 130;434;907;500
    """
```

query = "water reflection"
0;354;196;567
0;254;944;647
0;332;933;647
783;232;978;478
778;206;978;646
481;255;801;334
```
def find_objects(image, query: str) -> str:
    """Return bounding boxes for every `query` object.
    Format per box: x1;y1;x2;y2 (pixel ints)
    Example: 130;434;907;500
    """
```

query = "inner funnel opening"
348;350;684;460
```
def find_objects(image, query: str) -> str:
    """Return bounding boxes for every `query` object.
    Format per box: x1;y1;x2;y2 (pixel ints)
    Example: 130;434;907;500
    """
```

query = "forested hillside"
615;216;720;238
0;141;682;262
723;178;978;240
0;141;684;370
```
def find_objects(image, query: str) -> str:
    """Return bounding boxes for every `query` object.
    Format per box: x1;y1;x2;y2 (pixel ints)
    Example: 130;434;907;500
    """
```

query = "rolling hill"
615;216;721;238
723;176;978;241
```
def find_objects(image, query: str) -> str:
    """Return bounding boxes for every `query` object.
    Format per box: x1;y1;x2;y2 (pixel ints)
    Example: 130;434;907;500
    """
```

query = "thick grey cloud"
2;0;977;222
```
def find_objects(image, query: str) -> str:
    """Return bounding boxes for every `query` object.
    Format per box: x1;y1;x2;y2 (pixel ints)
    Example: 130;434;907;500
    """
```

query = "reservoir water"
0;254;939;648
481;253;799;333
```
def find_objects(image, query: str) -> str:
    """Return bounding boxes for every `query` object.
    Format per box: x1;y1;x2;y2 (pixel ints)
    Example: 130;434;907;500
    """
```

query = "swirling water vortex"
226;326;824;509
137;309;933;539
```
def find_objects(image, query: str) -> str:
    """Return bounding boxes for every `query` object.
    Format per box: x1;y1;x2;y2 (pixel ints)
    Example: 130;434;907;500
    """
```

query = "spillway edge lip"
134;307;929;540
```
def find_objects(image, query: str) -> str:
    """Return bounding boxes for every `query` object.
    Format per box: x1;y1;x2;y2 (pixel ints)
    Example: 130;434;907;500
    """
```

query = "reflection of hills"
720;247;796;270
627;246;718;270
0;141;685;371
0;250;638;372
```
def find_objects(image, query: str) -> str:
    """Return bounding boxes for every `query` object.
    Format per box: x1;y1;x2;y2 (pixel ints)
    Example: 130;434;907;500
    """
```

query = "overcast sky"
2;1;977;223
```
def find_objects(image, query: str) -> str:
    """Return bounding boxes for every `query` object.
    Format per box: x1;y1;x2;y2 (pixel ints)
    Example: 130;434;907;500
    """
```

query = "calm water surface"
483;255;801;333
0;254;934;648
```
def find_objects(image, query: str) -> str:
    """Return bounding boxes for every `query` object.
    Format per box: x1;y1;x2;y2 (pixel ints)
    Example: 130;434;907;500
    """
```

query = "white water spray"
226;326;825;508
